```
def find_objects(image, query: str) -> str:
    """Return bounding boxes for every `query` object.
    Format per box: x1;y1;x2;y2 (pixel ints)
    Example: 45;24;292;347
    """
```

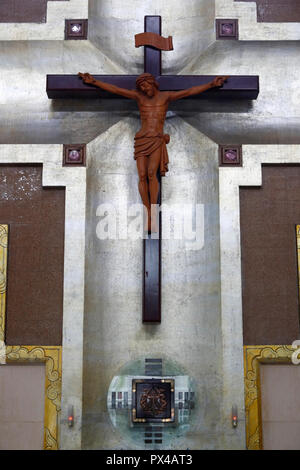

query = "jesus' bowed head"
78;71;228;231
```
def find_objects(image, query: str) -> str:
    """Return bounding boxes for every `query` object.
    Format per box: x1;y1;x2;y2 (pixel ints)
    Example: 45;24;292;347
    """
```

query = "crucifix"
47;16;259;323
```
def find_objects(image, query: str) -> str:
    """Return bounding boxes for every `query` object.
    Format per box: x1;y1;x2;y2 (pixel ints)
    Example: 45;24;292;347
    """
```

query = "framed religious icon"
132;378;175;423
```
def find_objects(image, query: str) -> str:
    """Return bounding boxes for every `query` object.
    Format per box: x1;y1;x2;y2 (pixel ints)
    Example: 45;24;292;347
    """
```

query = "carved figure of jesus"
79;72;227;231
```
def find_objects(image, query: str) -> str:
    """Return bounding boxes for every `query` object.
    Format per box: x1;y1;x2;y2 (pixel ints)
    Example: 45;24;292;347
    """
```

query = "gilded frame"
244;345;295;450
0;224;8;343
5;345;62;450
0;224;62;450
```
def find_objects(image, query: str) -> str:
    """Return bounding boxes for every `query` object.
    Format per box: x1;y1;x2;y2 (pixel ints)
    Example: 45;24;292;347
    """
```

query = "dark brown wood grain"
46;75;259;100
143;16;162;323
143;236;161;323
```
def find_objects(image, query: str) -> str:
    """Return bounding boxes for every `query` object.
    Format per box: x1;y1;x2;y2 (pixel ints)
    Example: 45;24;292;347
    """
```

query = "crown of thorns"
136;73;159;90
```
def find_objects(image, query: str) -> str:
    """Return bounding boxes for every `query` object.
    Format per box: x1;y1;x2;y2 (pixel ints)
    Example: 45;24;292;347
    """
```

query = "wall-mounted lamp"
232;405;238;428
68;405;74;427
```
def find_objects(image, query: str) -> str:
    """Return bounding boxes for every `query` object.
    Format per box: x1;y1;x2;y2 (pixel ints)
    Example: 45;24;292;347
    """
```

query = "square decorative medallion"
63;144;86;166
132;379;175;423
216;19;239;40
65;19;88;40
219;145;242;166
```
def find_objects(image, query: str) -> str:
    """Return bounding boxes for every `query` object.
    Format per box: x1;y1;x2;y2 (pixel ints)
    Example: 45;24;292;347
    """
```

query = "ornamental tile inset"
65;19;88;40
132;379;175;423
216;19;239;40
63;144;86;166
219;145;242;166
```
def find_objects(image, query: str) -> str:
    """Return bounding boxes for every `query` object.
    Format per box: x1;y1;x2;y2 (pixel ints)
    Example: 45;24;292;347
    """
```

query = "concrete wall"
82;117;226;449
216;0;300;39
0;0;88;41
178;40;300;145
89;0;215;75
1;38;300;145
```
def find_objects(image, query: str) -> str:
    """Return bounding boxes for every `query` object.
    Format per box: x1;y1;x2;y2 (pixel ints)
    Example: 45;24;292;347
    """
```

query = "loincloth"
134;133;170;176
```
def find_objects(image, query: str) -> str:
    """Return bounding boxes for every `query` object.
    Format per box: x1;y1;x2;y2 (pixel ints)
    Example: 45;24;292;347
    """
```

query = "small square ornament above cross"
219;145;242;166
65;19;88;40
63;144;86;166
216;19;239;40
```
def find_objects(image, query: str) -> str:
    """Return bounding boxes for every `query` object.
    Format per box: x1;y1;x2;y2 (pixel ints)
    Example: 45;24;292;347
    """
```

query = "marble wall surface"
82;117;227;449
0;0;88;40
89;0;215;75
1;38;300;145
216;0;300;39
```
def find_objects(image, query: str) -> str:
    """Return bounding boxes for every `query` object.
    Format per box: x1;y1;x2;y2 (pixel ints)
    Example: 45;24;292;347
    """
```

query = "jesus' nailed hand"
78;72;228;232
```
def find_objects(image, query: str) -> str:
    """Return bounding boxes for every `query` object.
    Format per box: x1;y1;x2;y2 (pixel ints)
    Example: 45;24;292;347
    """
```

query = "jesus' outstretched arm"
167;76;228;102
78;72;138;100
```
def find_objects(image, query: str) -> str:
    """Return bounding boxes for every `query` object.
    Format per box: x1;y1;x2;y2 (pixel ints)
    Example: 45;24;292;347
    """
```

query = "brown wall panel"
240;165;300;345
0;0;68;24
0;165;65;345
235;0;300;22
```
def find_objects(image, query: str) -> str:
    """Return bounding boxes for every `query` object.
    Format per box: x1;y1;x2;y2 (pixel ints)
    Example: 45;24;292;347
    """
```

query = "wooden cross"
47;16;259;323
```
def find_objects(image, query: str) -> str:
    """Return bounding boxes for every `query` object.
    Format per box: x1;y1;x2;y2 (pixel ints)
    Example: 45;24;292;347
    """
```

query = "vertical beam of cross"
143;16;162;323
144;16;162;76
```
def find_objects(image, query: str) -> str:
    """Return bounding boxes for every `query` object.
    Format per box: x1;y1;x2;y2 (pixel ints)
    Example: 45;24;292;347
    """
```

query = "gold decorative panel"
0;225;8;342
5;345;62;450
244;345;295;450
